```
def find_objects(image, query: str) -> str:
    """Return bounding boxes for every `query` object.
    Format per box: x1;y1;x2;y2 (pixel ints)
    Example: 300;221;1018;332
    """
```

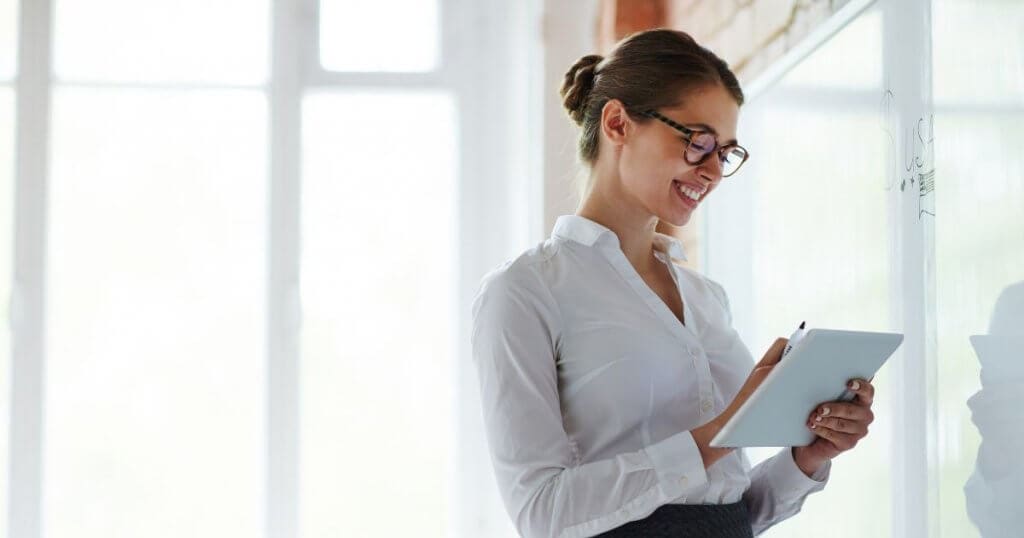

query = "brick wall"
599;0;853;83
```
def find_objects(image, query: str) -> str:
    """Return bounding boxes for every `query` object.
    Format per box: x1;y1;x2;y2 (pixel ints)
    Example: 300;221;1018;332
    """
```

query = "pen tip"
799;321;806;329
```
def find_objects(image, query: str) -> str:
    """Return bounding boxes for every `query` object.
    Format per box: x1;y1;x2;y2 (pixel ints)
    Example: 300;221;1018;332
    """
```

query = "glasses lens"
684;132;717;163
721;147;748;176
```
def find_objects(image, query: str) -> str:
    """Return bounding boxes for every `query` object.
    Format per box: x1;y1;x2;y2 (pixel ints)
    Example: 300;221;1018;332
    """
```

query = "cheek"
621;139;687;186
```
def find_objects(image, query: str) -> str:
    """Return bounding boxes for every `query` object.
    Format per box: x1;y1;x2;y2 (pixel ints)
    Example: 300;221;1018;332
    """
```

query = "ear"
599;99;633;148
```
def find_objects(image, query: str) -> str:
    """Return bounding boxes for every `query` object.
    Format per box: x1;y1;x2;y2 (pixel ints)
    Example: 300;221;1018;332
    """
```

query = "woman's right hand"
719;337;788;425
691;337;789;468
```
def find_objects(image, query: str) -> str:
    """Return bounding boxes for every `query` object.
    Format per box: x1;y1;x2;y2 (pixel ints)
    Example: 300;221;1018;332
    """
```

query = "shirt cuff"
645;431;710;498
765;448;830;499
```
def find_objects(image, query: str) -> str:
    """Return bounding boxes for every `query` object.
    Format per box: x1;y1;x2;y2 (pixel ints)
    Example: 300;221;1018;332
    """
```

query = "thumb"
756;337;788;369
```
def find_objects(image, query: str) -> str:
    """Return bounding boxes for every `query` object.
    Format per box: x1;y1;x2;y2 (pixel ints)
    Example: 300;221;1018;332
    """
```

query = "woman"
470;29;876;538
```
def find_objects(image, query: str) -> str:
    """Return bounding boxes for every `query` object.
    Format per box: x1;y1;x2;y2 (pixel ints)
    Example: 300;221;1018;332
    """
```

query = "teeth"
675;182;704;201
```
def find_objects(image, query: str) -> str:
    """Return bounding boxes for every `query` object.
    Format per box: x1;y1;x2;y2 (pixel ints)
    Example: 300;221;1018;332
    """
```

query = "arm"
471;268;724;538
743;448;830;535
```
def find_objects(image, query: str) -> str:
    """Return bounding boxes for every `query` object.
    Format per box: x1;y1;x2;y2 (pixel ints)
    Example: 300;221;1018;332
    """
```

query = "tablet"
710;328;903;448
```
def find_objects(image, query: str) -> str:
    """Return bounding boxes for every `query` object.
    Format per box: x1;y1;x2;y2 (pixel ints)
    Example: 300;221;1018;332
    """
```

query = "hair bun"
560;54;603;126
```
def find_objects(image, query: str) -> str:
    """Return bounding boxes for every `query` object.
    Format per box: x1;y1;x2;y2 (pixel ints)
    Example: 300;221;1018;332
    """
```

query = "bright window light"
0;0;15;79
45;88;267;538
319;0;439;72
299;91;457;537
53;0;269;84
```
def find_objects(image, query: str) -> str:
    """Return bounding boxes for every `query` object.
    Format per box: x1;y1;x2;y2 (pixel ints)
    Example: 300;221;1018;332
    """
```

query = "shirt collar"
551;214;688;261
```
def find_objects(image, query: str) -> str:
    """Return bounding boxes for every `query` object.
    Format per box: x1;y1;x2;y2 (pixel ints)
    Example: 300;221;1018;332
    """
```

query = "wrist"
692;417;733;470
792;446;827;477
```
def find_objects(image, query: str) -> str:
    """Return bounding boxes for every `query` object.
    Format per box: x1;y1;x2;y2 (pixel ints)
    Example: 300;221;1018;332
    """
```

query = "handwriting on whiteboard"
880;89;935;219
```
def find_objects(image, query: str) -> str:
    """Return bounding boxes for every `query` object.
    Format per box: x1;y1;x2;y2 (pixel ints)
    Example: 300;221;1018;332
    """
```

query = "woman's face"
616;84;740;227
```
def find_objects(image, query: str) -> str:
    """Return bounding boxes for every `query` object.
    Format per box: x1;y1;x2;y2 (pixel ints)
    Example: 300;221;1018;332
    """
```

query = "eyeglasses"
638;109;750;177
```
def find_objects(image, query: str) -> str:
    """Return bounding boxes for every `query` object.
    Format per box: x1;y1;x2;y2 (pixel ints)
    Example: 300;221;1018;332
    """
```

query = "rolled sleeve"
744;448;830;535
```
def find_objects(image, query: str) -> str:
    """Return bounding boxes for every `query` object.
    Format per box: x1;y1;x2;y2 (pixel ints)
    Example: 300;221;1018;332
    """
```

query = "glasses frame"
638;109;750;177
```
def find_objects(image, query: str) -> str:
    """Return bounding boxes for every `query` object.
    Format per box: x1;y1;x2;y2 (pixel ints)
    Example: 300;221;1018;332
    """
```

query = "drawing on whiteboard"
880;89;936;219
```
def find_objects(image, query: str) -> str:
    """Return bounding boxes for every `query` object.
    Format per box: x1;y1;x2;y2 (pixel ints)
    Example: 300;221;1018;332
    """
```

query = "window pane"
319;0;439;72
0;86;13;534
54;0;268;84
300;92;457;537
776;9;883;91
933;1;1024;537
46;88;267;538
0;0;15;79
708;7;893;537
933;0;1024;105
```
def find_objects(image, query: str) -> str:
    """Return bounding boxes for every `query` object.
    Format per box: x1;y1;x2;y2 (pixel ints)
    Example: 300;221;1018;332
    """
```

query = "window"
53;0;268;84
0;0;14;79
710;1;1024;536
44;89;267;537
318;0;439;72
299;91;458;536
933;1;1024;536
43;0;269;536
6;1;538;537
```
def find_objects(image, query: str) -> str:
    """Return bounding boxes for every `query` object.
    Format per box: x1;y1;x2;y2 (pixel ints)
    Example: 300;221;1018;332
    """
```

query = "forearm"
691;417;735;469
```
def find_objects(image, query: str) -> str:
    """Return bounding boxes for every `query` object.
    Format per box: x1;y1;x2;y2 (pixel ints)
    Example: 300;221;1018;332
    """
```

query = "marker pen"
781;321;806;359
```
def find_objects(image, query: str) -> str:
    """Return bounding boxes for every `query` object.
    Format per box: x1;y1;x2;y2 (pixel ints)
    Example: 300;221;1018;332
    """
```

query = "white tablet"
710;328;903;448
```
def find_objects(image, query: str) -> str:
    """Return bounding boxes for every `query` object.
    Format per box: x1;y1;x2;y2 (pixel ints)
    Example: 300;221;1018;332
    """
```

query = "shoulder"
472;239;561;314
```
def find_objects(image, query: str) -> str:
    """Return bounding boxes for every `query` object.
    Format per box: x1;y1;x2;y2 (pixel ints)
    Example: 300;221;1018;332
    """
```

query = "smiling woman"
470;28;872;538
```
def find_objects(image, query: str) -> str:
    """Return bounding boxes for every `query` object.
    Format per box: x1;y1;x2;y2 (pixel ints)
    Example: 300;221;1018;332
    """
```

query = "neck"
577;180;661;276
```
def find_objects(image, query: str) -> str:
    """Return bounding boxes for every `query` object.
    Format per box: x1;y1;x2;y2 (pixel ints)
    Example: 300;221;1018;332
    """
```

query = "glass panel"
319;0;439;72
300;91;457;537
708;6;892;537
933;0;1024;106
46;88;267;538
0;86;13;534
933;1;1024;537
776;9;884;91
54;0;268;84
0;0;15;79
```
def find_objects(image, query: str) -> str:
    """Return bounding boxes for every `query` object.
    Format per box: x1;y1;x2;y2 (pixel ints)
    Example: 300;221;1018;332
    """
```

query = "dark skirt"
595;501;754;537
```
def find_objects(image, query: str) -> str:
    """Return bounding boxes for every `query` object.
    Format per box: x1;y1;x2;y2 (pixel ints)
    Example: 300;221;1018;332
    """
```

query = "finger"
809;414;869;436
757;337;788;368
810;403;874;425
808;424;859;451
847;378;875;406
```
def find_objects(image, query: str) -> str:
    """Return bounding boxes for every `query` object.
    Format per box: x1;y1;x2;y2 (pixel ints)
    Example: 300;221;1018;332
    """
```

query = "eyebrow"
686;122;738;146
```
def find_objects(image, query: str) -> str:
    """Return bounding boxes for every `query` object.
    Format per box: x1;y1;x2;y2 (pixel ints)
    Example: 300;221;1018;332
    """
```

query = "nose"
697;153;723;182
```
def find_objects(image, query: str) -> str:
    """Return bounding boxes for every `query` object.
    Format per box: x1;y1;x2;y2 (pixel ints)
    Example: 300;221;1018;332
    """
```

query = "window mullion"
882;0;939;536
267;1;305;538
9;0;53;536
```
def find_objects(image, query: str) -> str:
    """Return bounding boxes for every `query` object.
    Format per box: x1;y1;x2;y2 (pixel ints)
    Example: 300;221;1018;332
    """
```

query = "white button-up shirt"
471;215;829;538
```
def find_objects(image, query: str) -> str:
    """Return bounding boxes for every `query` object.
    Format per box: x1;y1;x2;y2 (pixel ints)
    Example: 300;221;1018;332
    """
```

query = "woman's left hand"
792;378;875;477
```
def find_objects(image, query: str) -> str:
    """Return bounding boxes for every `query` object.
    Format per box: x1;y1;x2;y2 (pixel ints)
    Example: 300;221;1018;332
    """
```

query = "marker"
781;321;806;359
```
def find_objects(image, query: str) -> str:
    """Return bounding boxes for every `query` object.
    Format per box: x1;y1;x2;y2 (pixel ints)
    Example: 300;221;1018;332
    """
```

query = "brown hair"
560;29;744;172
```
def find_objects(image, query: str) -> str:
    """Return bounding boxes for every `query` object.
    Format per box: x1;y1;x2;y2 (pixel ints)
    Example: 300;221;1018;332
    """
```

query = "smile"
672;180;704;206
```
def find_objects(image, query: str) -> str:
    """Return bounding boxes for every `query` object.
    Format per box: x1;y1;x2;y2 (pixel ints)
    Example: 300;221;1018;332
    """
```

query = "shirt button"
680;475;689;486
701;400;713;413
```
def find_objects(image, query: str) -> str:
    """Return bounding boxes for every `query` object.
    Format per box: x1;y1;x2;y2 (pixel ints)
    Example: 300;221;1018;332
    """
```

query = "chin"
672;216;692;227
661;211;692;228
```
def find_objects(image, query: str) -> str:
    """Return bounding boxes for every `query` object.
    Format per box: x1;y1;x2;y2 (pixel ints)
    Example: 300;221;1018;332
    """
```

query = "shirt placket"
653;250;717;419
686;344;716;418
